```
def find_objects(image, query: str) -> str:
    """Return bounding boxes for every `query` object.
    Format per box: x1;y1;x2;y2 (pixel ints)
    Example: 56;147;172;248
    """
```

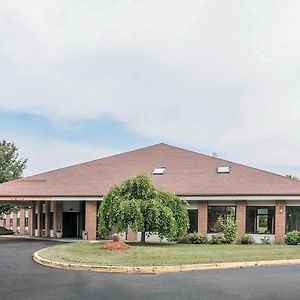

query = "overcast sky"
0;0;299;177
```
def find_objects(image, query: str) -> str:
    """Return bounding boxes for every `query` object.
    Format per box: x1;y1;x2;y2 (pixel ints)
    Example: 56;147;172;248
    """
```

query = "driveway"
0;238;299;300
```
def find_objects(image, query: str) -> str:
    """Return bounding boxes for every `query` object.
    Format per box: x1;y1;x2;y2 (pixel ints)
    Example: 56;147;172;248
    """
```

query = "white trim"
186;202;198;209
246;201;275;206
183;195;300;201
2;195;300;202
208;201;236;206
52;197;102;201
286;201;300;206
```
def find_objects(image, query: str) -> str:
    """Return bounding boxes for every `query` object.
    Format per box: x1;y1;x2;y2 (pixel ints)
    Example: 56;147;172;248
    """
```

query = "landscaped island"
38;242;300;267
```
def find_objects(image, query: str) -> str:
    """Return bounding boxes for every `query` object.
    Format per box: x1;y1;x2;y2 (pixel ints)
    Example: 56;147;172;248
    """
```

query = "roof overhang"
183;195;300;201
1;195;300;202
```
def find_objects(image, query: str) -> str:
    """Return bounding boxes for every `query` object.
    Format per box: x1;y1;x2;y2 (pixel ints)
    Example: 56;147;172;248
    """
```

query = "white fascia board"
52;197;103;201
182;195;300;201
0;196;103;202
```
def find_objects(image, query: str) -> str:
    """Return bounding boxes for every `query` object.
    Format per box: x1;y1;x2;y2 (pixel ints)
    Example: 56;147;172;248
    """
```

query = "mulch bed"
100;241;131;251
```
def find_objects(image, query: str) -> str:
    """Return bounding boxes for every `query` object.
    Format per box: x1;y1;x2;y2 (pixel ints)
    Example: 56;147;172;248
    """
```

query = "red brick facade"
198;201;208;233
236;201;246;238
275;200;286;242
126;228;138;241
85;201;97;240
0;199;292;242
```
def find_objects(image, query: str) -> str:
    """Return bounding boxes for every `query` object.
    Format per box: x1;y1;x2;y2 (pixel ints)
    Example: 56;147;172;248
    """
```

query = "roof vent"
153;167;166;175
217;166;230;174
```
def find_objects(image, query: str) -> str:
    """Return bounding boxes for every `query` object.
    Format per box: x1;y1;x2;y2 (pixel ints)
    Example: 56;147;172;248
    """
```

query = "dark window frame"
188;209;198;233
286;207;300;233
207;206;236;233
246;206;275;234
49;212;54;230
35;214;38;230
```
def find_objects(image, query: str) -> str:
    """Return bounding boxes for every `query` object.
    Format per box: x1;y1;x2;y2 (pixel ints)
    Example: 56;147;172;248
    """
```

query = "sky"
0;0;300;177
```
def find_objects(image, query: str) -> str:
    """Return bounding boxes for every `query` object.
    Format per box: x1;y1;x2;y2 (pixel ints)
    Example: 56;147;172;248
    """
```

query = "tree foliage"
286;174;299;180
218;214;238;244
0;140;27;215
98;174;189;242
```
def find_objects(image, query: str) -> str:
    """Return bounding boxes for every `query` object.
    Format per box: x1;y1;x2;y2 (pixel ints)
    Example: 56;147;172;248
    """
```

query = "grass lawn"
38;242;300;267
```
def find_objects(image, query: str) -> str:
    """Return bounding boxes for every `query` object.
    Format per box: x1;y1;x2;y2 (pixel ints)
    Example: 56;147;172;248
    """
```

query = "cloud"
0;0;300;176
0;130;117;176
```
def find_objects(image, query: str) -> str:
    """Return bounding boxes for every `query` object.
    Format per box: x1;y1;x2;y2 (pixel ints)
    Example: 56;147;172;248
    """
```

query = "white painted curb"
33;249;300;274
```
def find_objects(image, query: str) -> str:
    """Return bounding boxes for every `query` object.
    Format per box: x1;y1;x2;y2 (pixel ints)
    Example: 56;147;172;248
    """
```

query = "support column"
19;209;25;235
5;214;10;230
36;201;41;237
54;201;63;238
236;201;246;239
44;202;50;237
12;212;17;233
275;200;286;243
126;228;138;241
28;203;35;236
85;201;97;240
198;201;208;233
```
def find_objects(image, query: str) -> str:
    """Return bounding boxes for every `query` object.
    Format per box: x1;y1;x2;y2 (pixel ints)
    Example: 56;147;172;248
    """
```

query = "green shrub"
239;234;254;244
211;234;227;244
285;231;300;245
189;232;208;244
0;227;14;236
177;235;191;244
177;232;208;244
260;236;271;245
218;215;238;244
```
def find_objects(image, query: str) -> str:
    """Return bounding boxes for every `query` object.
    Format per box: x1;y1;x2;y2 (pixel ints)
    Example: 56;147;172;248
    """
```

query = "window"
17;218;20;227
246;207;275;234
25;217;28;227
9;218;13;227
41;213;46;230
217;166;230;174
35;214;38;230
152;167;165;175
50;212;54;230
3;219;6;227
286;207;300;232
188;210;198;233
208;206;236;233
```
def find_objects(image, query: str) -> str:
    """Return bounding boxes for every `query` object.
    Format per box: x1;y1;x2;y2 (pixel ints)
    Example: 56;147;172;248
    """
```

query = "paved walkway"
1;237;300;300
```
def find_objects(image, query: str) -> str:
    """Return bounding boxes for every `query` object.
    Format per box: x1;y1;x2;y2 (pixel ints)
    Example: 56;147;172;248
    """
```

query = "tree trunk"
141;231;146;243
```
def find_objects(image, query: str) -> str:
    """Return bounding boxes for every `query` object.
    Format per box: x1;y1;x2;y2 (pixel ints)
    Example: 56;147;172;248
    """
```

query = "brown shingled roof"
0;143;300;197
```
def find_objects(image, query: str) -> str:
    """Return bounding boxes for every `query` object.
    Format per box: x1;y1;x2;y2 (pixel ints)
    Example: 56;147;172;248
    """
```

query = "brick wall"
85;201;97;240
126;228;138;241
236;201;246;239
19;209;25;235
198;201;208;233
275;200;286;242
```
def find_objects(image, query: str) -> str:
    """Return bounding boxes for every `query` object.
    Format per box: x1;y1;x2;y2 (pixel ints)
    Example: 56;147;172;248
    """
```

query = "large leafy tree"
0;140;27;215
98;174;189;242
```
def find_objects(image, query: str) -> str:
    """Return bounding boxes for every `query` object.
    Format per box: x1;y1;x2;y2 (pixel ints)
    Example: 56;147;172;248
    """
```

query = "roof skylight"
217;166;230;174
153;167;166;175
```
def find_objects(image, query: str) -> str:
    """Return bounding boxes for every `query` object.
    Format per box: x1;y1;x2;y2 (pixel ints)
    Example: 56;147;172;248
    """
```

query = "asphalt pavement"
0;238;300;300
